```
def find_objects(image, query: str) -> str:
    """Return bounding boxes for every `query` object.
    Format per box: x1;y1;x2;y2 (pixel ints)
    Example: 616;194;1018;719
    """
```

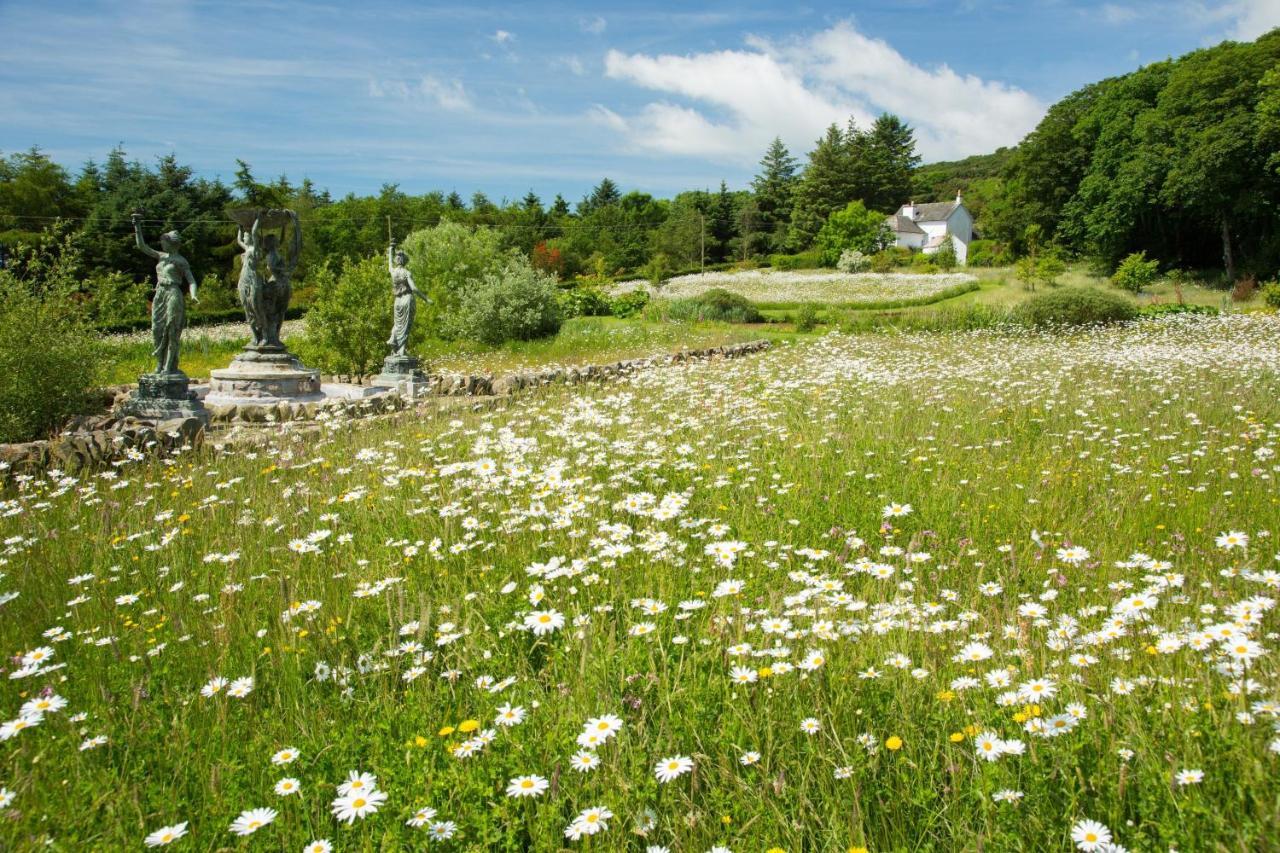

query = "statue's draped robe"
388;267;415;355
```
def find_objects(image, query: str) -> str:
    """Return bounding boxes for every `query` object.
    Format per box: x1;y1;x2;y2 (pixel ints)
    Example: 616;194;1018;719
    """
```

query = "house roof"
886;214;925;235
901;201;960;222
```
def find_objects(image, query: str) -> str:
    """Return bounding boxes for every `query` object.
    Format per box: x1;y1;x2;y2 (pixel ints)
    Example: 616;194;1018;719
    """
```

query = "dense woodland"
1;27;1277;320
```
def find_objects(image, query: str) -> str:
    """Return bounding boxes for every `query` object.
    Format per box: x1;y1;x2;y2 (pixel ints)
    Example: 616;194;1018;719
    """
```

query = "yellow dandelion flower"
885;736;903;751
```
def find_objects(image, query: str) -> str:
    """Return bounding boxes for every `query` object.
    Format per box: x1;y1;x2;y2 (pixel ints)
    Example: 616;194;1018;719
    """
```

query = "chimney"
903;200;915;220
955;190;963;205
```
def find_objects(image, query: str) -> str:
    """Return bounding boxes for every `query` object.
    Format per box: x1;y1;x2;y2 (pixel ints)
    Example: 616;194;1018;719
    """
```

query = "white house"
885;192;973;265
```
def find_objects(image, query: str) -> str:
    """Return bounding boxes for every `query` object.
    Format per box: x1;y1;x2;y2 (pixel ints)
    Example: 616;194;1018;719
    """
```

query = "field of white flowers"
2;314;1279;851
612;269;978;306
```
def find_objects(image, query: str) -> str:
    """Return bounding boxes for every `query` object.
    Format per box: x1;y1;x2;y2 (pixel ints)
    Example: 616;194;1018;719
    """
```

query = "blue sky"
1;1;1276;202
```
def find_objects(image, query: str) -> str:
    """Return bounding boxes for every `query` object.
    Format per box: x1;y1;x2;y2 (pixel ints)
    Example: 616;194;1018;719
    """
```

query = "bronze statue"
236;216;267;347
131;213;197;374
263;210;300;348
387;240;429;356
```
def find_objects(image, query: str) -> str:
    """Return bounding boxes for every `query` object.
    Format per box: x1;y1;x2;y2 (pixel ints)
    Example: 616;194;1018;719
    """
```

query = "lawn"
3;313;1278;850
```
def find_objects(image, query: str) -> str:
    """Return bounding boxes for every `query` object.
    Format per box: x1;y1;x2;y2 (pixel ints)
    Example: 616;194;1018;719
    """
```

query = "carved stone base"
117;371;209;423
372;354;429;394
205;347;323;405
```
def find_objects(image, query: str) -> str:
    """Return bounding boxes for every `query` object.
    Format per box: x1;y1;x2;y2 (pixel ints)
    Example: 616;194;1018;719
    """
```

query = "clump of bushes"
445;261;562;345
1262;280;1280;308
1111;251;1160;293
0;280;103;442
557;287;612;319
966;239;1012;267
768;251;822;271
664;288;764;324
794;303;820;332
836;249;869;273
608;290;649;318
1013;287;1138;327
816;200;891;266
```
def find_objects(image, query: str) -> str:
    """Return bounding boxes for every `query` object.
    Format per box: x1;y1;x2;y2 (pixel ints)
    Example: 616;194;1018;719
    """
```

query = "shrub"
609;290;649;318
794;303;820;332
1139;303;1218;317
0;279;103;442
1231;275;1257;302
400;222;520;338
557;287;612;319
934;238;958;271
966;240;1012;267
666;288;763;324
295;256;391;377
1111;251;1160;293
1262;281;1280;308
836;250;870;273
816;201;891;266
1013;287;1138;328
530;241;565;280
768;251;823;271
869;251;896;273
445;261;562;345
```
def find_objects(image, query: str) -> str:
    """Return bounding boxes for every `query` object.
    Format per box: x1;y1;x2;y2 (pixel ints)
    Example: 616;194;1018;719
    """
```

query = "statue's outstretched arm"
236;227;248;252
132;214;160;259
184;260;199;301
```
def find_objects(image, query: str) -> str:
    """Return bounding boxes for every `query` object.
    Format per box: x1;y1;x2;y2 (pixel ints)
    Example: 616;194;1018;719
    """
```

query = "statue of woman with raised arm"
131;212;197;375
262;210;300;348
237;216;267;347
387;240;429;357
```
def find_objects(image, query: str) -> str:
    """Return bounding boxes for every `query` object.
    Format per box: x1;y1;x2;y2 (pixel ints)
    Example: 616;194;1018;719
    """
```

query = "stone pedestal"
372;354;430;395
117;371;209;423
205;347;323;405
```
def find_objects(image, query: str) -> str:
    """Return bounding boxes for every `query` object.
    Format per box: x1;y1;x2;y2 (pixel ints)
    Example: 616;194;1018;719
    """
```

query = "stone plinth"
371;354;429;395
117;371;209;423
205;347;323;405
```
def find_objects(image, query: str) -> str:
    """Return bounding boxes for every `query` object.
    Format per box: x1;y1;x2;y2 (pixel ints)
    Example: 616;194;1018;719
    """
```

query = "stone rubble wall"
0;340;770;478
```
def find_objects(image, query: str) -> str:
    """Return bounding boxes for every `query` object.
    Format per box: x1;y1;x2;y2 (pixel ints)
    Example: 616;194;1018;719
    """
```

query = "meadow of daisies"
2;313;1279;851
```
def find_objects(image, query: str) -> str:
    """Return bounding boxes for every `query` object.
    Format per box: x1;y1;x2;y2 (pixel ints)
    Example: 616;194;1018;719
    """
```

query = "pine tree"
580;178;621;214
788;125;855;251
709;180;737;262
751;137;799;252
549;194;571;217
864;114;920;213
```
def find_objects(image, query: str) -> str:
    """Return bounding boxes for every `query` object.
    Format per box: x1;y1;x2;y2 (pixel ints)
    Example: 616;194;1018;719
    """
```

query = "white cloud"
600;22;1045;164
1100;3;1142;24
369;75;472;111
1217;0;1280;38
580;15;607;35
420;76;472;111
492;29;515;44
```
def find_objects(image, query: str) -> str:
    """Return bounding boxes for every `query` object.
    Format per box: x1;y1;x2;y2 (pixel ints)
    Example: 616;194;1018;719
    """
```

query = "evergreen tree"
709;181;737;262
549;194;571;217
445;191;465;211
750;137;799;252
863;114;920;213
579;177;621;214
788;124;854;250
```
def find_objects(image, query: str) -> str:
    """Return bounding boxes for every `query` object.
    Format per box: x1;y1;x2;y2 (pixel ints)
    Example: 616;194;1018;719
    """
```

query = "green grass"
3;314;1278;850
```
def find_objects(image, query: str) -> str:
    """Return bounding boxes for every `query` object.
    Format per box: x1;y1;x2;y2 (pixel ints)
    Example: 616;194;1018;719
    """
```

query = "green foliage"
1111;251;1161;293
965;239;1012;267
1261;280;1280;308
1013;286;1139;327
933;238;957;271
816;200;890;266
665;288;764;324
608;289;649;318
294;256;390;377
556;286;612;319
768;251;823;271
0;276;102;442
445;260;562;345
750;137;800;253
1138;302;1219;316
794;302;820;332
400;222;519;338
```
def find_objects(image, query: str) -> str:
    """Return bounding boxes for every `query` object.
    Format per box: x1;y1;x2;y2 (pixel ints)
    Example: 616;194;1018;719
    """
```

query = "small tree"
815;201;890;266
296;257;391;378
1111;251;1160;293
400;222;519;338
934;238;957;271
